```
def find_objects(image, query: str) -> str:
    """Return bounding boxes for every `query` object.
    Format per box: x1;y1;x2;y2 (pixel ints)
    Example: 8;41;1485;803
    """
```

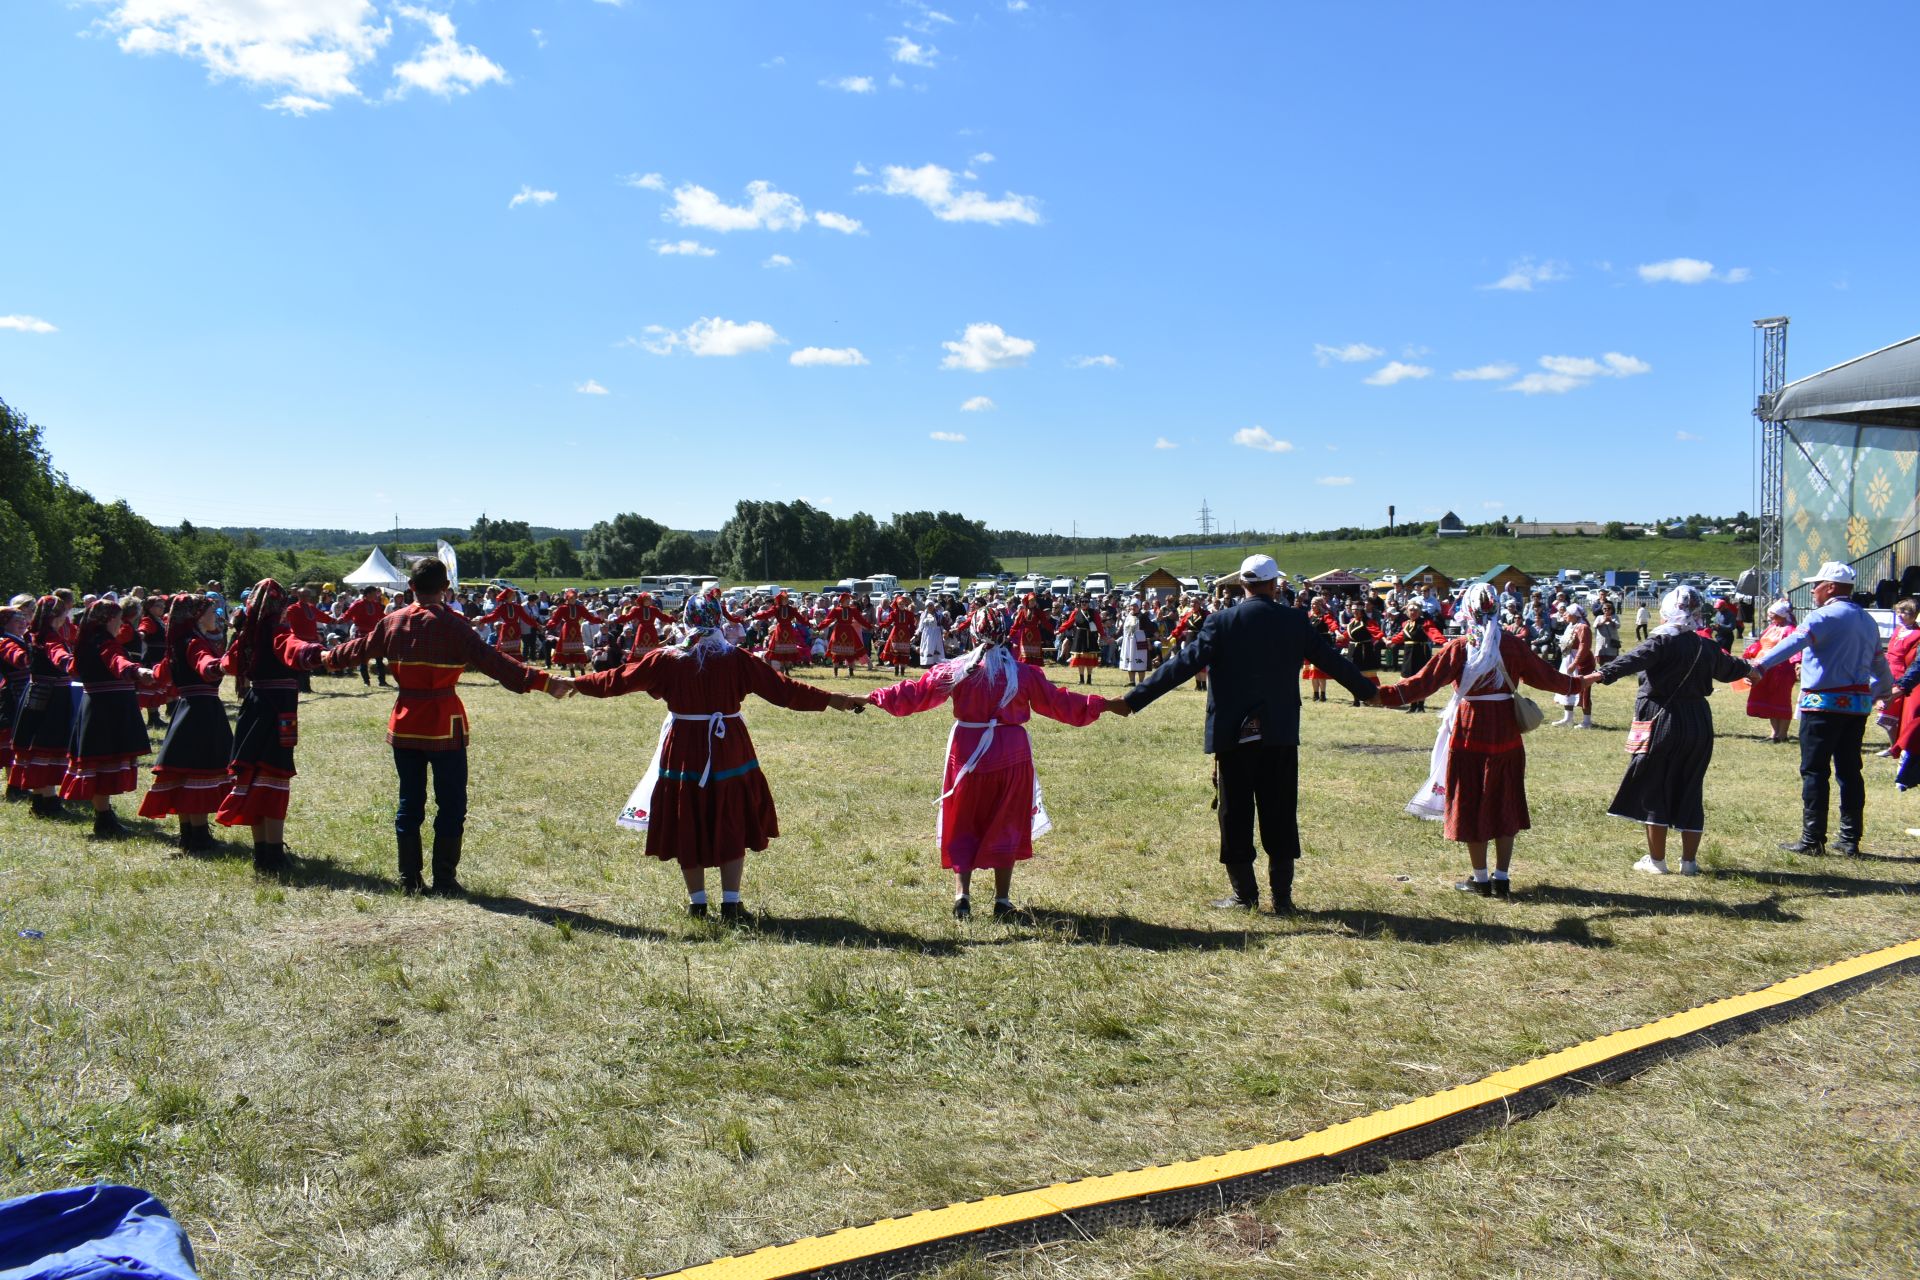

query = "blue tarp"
0;1186;199;1280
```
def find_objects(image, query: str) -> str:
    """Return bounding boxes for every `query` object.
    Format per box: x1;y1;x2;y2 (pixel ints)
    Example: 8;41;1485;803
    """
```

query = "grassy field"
3;664;1916;1279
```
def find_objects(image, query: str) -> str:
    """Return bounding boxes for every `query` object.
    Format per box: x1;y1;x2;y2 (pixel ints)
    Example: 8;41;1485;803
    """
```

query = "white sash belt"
936;718;1003;804
671;711;743;787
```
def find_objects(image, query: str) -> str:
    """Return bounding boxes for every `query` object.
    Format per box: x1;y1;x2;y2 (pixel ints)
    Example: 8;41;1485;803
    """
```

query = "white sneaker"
1574;718;1594;730
1679;861;1700;876
1633;854;1670;875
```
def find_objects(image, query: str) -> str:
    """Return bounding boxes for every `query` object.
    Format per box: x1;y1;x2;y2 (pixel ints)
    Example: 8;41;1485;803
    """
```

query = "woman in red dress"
867;609;1104;919
1552;603;1597;728
567;628;865;920
60;599;158;838
1875;599;1919;756
879;594;918;676
1376;583;1583;897
822;592;865;677
9;595;76;817
614;592;674;657
1742;599;1800;743
1300;596;1340;703
753;592;808;671
545;589;604;675
0;595;33;801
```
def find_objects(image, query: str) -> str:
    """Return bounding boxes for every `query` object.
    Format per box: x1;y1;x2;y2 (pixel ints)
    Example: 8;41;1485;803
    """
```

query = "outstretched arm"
866;668;953;717
743;649;857;712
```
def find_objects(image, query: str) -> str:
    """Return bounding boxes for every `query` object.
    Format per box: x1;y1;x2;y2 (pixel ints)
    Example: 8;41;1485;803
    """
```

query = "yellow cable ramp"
654;936;1920;1280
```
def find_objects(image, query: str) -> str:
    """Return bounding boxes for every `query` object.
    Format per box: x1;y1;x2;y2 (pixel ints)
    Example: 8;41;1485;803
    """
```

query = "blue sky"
3;1;1916;538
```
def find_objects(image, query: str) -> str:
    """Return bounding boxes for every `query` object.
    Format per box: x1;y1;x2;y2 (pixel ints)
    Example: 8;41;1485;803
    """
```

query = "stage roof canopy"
1771;333;1920;427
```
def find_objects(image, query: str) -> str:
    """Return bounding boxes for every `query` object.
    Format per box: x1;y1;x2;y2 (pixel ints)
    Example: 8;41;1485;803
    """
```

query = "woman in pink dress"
1742;599;1800;743
867;609;1104;919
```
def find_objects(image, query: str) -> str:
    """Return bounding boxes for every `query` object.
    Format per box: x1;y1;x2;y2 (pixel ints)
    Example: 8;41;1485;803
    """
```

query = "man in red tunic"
563;625;866;920
326;559;559;895
340;586;390;686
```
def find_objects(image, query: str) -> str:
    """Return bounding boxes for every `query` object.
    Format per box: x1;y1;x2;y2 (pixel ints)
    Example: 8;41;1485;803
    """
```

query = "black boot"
1455;877;1493;897
429;832;464;897
1212;862;1259;910
1834;813;1864;857
253;841;288;874
397;830;426;894
31;795;61;820
1778;827;1826;856
5;784;27;803
92;808;127;839
1268;854;1296;914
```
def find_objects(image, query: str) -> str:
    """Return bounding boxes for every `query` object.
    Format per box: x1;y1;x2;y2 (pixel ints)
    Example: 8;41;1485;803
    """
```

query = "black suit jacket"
1123;594;1375;753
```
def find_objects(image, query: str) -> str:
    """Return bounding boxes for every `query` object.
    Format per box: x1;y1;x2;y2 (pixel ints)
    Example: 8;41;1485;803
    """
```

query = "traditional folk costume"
1742;601;1800;726
1300;604;1341;701
139;629;234;846
1387;612;1447;712
1342;611;1386;706
1377;585;1582;887
880;598;918;669
215;583;330;871
135;606;169;722
1878;615;1919;745
546;590;604;669
578;635;835;916
822;596;866;667
1169;602;1209;691
342;592;391;684
59;622;154;832
1010;596;1052;667
868;622;1103;916
1058;605;1106;685
0;608;28;794
476;590;542;658
327;598;552;894
1118;609;1150;677
9;604;75;812
754;594;809;669
917;606;949;667
614;595;673;656
1553;606;1597;727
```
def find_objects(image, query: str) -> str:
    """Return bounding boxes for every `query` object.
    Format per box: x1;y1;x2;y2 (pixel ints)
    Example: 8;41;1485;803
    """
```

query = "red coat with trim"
328;603;551;750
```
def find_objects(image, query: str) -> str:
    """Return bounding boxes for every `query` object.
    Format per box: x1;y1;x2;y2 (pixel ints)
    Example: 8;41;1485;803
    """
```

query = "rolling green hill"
996;533;1757;585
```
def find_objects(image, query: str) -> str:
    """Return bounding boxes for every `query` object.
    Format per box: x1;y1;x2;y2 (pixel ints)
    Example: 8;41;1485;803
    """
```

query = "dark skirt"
1608;695;1713;832
229;687;299;776
140;693;235;817
1398;641;1432;678
60;688;150;799
10;681;76;791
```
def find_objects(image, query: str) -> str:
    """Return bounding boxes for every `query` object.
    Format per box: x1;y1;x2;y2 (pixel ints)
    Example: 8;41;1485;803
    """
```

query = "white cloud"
929;431;967;443
576;379;609;395
761;54;785;68
1072;354;1119;369
1451;363;1518;381
941;322;1035;372
1503;351;1651;394
763;254;794;269
666;180;807;232
654;239;715;256
869;164;1041;225
1316;476;1354;486
888;72;906;89
1363;361;1432;386
971;151;996;165
391;6;507;98
622;171;666;190
1153;437;1177;450
99;0;391;104
888;35;938;66
1007;0;1029;9
508;185;556;209
531;28;545;48
1638;257;1748;285
822;75;875;93
1233;427;1293;454
1482;258;1568;292
852;162;871;176
1676;430;1701;441
790;346;868;367
813;210;864;234
0;315;57;334
640;318;784;357
961;396;996;412
1312;342;1383;366
266;94;330;115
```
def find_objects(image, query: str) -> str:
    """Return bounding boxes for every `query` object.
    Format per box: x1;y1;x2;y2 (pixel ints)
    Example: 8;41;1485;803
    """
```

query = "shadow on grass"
753;914;962;955
749;910;1267;954
1300;907;1614;949
1021;908;1260;951
1713;867;1920;897
1521;882;1800;923
464;891;669;942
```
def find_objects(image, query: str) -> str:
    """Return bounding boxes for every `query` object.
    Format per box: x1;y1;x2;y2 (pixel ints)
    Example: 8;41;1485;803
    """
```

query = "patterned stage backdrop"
1784;419;1920;602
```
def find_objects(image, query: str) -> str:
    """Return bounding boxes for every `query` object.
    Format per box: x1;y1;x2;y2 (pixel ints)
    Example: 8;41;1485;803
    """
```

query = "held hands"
826;692;866;713
1103;696;1133;717
547;676;575;700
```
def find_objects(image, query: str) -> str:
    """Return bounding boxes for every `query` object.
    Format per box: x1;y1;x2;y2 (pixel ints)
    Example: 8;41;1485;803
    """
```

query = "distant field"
499;533;1756;597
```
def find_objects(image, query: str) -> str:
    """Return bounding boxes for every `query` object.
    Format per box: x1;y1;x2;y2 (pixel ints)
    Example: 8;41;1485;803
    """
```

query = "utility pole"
478;511;487;578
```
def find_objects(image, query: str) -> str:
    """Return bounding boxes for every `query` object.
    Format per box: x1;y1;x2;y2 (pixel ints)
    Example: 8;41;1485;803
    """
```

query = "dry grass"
2;667;1917;1279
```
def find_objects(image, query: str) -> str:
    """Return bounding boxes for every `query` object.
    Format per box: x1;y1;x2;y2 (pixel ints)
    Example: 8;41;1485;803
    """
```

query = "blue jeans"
394;747;469;841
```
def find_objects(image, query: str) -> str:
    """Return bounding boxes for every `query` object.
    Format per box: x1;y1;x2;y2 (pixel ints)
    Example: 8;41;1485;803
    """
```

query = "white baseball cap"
1239;554;1282;582
1807;561;1857;586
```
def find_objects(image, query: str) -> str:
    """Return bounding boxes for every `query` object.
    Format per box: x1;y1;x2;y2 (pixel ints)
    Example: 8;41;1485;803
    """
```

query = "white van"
1084;573;1113;595
866;573;900;595
1050;576;1076;598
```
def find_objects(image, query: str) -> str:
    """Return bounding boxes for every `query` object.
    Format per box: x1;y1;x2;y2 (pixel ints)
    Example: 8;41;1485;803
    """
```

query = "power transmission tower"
1197;500;1214;539
1754;317;1790;598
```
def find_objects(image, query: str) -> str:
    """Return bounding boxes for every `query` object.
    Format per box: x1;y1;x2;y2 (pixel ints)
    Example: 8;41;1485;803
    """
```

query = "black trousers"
1216;745;1299;865
394;746;469;842
1799;712;1866;841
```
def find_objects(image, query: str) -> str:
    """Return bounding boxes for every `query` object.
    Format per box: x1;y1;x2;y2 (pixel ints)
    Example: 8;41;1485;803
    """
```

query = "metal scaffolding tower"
1197;499;1214;539
1754;316;1790;598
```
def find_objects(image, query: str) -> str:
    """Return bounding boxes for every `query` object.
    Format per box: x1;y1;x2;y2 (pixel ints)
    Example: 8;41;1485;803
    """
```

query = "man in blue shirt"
1748;561;1890;855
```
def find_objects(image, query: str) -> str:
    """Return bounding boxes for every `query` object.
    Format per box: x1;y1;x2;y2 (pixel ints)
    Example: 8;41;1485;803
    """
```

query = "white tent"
343;547;409;590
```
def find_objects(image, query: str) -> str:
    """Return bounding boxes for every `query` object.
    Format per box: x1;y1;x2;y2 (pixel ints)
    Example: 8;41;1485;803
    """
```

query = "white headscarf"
1767;598;1794;622
1457;583;1506;695
929;608;1020;710
1654;585;1705;637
